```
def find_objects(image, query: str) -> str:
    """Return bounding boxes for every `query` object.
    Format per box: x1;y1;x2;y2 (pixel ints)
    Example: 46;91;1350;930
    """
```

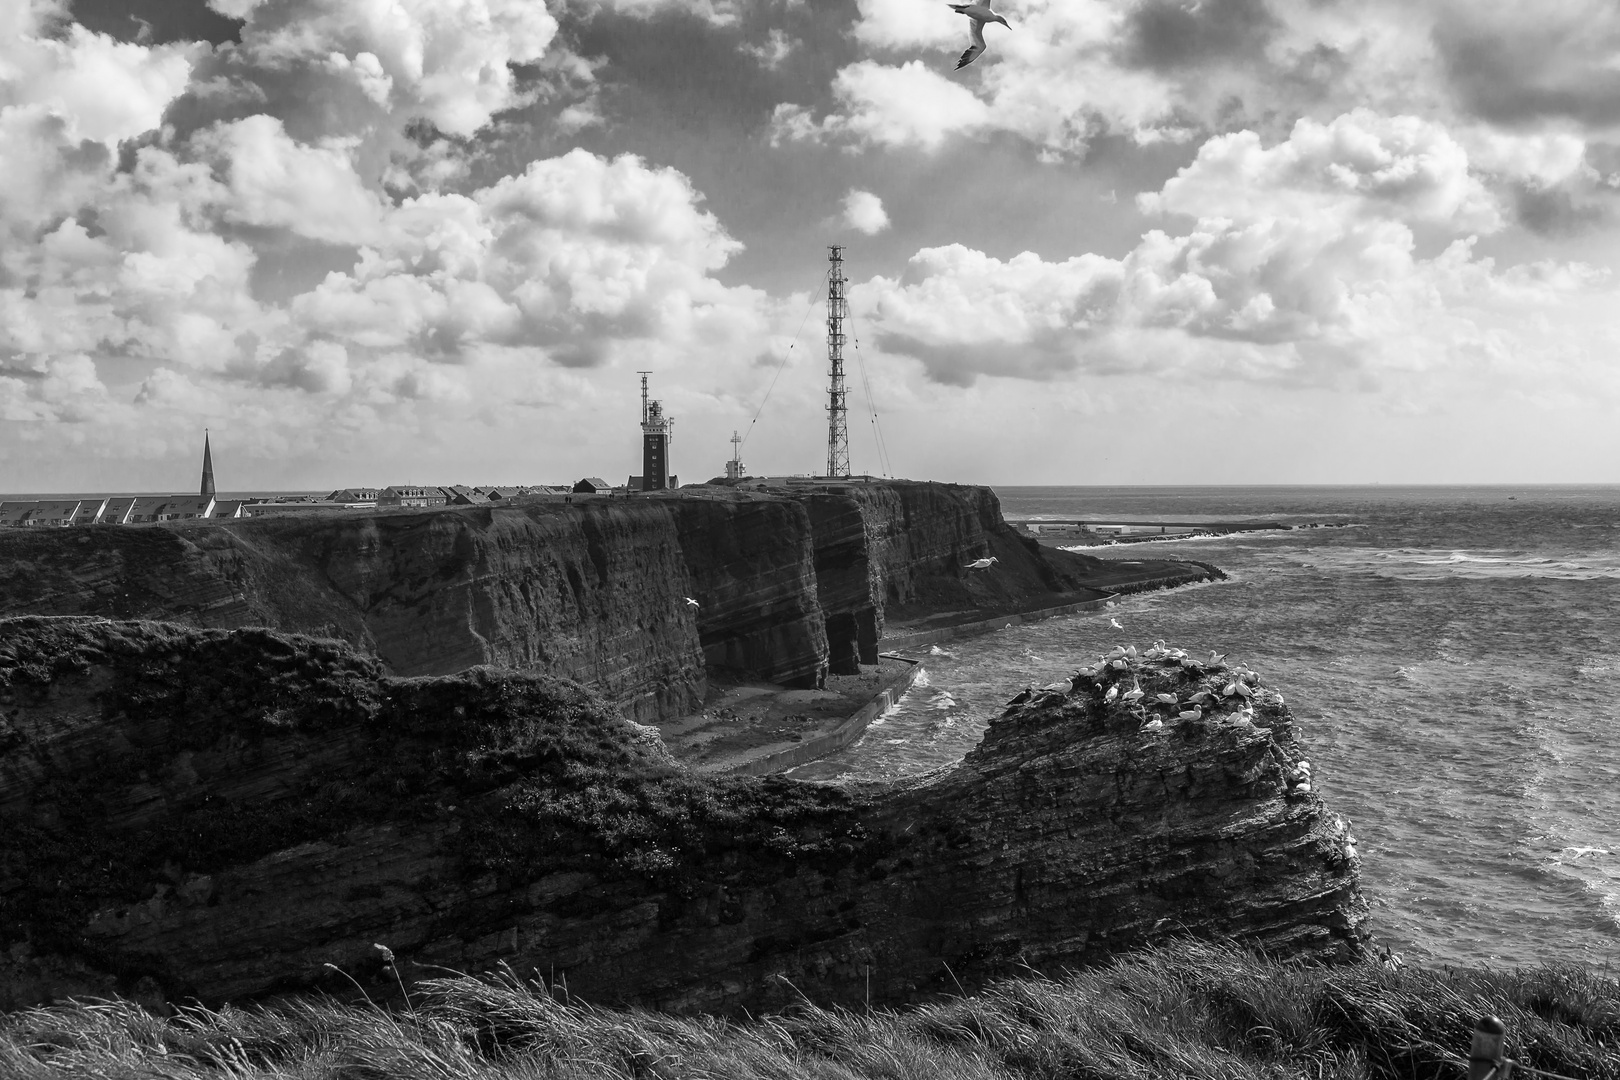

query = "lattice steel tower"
825;245;850;478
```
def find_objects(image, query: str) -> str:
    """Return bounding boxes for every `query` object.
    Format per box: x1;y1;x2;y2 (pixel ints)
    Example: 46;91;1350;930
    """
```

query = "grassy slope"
1;941;1614;1079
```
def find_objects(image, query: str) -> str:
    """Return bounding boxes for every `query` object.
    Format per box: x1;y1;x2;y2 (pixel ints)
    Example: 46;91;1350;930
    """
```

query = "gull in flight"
950;3;1010;69
684;597;700;607
964;556;999;570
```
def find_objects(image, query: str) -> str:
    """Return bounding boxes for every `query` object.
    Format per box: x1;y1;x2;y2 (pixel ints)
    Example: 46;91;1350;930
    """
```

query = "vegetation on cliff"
2;941;1615;1079
1;618;868;977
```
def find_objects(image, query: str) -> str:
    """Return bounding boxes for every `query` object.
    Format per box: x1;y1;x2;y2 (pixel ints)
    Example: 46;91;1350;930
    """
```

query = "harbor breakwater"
0;618;1368;1012
0;482;1205;722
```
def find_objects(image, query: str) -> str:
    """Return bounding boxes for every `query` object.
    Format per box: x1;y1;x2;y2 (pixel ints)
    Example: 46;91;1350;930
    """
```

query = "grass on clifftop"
2;941;1615;1080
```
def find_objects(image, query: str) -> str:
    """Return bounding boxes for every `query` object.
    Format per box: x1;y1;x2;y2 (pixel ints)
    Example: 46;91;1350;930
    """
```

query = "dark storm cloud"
1512;184;1607;237
873;332;1085;387
70;0;242;45
1436;14;1620;127
1119;0;1279;72
565;0;855;138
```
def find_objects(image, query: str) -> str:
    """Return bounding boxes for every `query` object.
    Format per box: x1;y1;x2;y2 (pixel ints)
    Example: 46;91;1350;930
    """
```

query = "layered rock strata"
0;483;1167;710
1;617;1368;1014
661;493;828;687
0;504;706;720
786;482;1114;675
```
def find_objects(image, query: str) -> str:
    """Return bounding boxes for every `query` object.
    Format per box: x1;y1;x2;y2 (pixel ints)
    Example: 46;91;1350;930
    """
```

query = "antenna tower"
825;245;850;478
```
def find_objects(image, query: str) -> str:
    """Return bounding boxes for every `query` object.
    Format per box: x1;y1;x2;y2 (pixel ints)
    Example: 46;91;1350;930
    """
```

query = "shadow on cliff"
2;616;1366;1015
0;483;1215;721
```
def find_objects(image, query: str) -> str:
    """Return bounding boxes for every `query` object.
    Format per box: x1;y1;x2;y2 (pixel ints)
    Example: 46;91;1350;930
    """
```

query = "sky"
4;0;1620;491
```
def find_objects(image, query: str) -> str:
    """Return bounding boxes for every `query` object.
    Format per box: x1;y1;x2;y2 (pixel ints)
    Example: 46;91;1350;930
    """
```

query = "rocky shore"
0;617;1367;1013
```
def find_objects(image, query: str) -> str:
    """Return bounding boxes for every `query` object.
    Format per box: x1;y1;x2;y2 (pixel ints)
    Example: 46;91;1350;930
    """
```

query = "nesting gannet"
950;3;1010;69
1108;617;1124;630
964;556;999;569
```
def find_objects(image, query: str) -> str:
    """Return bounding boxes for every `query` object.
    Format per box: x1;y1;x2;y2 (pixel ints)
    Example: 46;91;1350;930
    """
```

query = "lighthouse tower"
638;372;673;491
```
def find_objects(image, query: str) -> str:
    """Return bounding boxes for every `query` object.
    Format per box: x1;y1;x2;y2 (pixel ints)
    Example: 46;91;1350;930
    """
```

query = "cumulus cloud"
1;15;199;145
841;189;891;235
210;0;558;138
772;60;992;151
1;0;788;466
795;1;1548;160
861;109;1618;392
191;115;388;244
563;0;746;26
1141;111;1502;234
285;149;752;370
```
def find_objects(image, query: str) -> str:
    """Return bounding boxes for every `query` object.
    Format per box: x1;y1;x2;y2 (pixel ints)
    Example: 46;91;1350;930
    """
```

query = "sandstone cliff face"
0;484;1208;716
0;618;1368;1014
790;482;1112;673
0;504;715;720
662;493;829;688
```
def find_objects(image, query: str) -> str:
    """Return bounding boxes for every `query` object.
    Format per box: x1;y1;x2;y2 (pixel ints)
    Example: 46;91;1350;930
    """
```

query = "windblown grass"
2;941;1615;1079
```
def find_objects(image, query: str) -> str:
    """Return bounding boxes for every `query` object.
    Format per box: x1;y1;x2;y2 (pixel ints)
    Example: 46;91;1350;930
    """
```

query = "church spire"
200;430;215;497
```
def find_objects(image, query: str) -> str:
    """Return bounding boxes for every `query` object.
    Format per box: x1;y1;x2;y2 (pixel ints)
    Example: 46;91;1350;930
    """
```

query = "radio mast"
825;245;850;478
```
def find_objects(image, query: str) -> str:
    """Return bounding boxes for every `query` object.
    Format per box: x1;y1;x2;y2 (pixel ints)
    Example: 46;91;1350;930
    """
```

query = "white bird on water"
949;2;1011;69
964;556;999;570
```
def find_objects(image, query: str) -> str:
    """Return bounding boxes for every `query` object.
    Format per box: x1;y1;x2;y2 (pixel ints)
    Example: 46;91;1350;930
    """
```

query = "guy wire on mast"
826;245;850;478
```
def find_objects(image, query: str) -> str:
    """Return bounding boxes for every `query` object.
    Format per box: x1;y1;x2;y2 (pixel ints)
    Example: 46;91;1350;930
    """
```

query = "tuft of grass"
2;940;1615;1079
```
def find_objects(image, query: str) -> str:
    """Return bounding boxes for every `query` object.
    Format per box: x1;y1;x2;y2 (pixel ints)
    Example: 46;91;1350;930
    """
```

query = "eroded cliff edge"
0;618;1369;1013
0;482;1201;718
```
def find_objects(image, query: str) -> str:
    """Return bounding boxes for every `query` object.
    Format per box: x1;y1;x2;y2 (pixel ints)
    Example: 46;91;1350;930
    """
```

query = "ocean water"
792;486;1620;972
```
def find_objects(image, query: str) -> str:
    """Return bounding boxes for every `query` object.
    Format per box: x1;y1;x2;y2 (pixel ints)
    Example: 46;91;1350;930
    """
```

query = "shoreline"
661;560;1223;776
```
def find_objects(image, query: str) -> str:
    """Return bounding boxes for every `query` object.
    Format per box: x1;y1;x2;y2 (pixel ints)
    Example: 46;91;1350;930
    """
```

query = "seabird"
684;597;700;607
964;556;999;570
950;3;1011;69
1108;617;1124;630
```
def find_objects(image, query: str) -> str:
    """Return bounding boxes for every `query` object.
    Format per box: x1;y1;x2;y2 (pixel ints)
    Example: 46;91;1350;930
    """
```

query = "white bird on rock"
950;2;1011;69
964;556;999;570
684;597;700;607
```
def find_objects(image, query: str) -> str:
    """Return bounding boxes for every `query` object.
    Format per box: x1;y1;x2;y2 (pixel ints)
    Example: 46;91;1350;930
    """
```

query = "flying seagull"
684;597;700;607
964;556;999;570
950;2;1010;69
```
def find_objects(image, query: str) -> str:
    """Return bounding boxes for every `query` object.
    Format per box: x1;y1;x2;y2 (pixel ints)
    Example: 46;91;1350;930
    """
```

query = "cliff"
0;504;706;721
0;484;1194;709
787;482;1110;672
0;617;1369;1013
660;492;829;687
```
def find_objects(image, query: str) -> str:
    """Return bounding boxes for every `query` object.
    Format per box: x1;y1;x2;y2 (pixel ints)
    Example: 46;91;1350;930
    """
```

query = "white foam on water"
1306;547;1620;580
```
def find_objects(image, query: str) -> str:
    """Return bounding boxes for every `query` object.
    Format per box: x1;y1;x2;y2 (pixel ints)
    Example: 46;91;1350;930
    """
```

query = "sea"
790;486;1620;973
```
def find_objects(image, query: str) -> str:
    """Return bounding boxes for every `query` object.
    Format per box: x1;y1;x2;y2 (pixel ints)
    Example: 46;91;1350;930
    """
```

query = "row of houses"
1;480;678;528
353;485;573;508
0;496;249;528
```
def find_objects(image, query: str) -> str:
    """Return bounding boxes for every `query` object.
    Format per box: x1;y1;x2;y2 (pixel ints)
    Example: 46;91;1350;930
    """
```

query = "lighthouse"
638;372;673;491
